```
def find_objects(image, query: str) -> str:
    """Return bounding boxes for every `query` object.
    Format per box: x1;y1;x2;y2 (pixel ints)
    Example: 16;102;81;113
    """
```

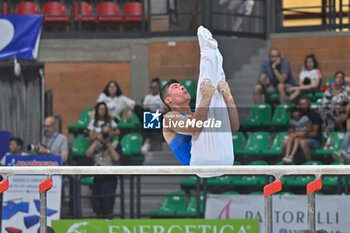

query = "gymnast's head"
160;79;191;110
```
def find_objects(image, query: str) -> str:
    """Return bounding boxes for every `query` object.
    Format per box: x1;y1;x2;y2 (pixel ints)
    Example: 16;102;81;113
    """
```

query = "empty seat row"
180;161;349;194
0;1;146;23
150;191;206;218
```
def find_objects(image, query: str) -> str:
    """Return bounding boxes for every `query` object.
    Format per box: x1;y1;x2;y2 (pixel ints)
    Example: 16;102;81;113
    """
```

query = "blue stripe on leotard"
168;112;192;165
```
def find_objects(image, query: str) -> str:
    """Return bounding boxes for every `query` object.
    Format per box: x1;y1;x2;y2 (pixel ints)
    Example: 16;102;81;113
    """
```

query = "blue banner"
5;155;62;166
0;15;42;60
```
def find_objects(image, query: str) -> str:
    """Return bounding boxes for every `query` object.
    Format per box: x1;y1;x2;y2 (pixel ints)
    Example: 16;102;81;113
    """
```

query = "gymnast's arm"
218;81;240;132
164;81;215;136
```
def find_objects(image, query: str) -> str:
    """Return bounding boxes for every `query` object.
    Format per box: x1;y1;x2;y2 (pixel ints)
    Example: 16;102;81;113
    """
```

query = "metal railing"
0;0;267;38
276;0;350;32
1;165;350;232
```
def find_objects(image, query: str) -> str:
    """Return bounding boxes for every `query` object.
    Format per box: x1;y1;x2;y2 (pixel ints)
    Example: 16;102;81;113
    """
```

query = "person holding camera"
35;116;68;162
86;124;121;219
1;137;28;165
288;54;322;102
254;48;295;104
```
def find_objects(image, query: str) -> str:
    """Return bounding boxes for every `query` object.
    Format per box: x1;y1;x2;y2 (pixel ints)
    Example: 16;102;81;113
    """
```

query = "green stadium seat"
68;107;93;133
223;191;239;195
231;161;267;187
150;191;186;217
121;133;142;156
72;135;91;157
234;160;242;165
322;161;346;187
237;132;270;155
261;132;289;157
262;104;291;127
249;191;263;195
240;104;272;128
325;76;334;85
81;176;94;185
232;132;245;154
160;80;168;88
180;79;197;100
312;132;345;157
117;112;141;130
180;176;203;190
176;192;209;217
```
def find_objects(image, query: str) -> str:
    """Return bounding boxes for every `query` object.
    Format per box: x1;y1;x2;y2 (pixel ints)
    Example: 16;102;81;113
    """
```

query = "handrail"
1;165;350;175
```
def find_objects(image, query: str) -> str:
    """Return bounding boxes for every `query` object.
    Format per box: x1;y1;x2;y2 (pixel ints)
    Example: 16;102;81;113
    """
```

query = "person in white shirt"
97;81;136;122
143;78;165;112
288;54;322;102
141;78;166;153
88;102;119;141
1;137;28;165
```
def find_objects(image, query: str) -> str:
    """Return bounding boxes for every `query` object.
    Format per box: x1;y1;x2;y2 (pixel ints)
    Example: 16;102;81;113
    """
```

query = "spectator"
288;54;322;102
0;137;28;165
86;124;121;219
141;78;165;154
97;81;136;122
319;71;350;138
282;107;312;163
88;102;119;141
143;78;165;112
38;116;68;163
254;48;295;104
282;97;322;162
333;110;350;162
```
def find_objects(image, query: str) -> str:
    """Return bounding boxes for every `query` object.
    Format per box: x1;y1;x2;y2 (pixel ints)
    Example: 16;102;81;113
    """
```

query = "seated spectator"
254;48;295;104
0;137;28;165
282;107;312;163
88;102;119;141
143;78;165;112
97;80;136;122
38;116;68;163
319;71;350;138
333;111;350;162
86;124;121;219
282;97;322;162
288;54;322;102
141;78;165;154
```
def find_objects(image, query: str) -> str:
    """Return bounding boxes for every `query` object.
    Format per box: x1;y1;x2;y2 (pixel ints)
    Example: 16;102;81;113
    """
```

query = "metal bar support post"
264;177;282;233
39;175;53;233
307;177;322;231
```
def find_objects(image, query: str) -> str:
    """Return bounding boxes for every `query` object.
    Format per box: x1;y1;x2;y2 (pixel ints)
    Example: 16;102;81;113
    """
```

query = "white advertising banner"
2;155;62;233
205;194;350;233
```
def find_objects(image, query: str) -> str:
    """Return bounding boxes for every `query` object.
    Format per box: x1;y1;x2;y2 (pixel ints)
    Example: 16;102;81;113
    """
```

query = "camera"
102;132;110;139
27;144;40;153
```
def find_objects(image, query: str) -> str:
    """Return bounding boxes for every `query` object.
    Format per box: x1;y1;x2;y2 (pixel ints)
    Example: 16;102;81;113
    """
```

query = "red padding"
264;180;282;197
0;179;9;193
307;178;322;195
39;178;53;193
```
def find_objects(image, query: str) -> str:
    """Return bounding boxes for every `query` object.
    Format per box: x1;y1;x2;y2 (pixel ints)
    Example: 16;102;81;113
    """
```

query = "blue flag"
0;15;42;60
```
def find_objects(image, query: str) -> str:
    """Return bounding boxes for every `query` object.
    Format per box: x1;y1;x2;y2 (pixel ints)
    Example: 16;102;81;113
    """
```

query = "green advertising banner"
52;219;259;233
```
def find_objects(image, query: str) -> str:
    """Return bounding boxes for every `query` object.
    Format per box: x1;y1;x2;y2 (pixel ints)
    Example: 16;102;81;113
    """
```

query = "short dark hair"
299;96;311;104
103;81;122;97
10;137;23;150
151;77;161;86
334;70;345;79
304;54;318;69
290;106;301;117
160;79;179;109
